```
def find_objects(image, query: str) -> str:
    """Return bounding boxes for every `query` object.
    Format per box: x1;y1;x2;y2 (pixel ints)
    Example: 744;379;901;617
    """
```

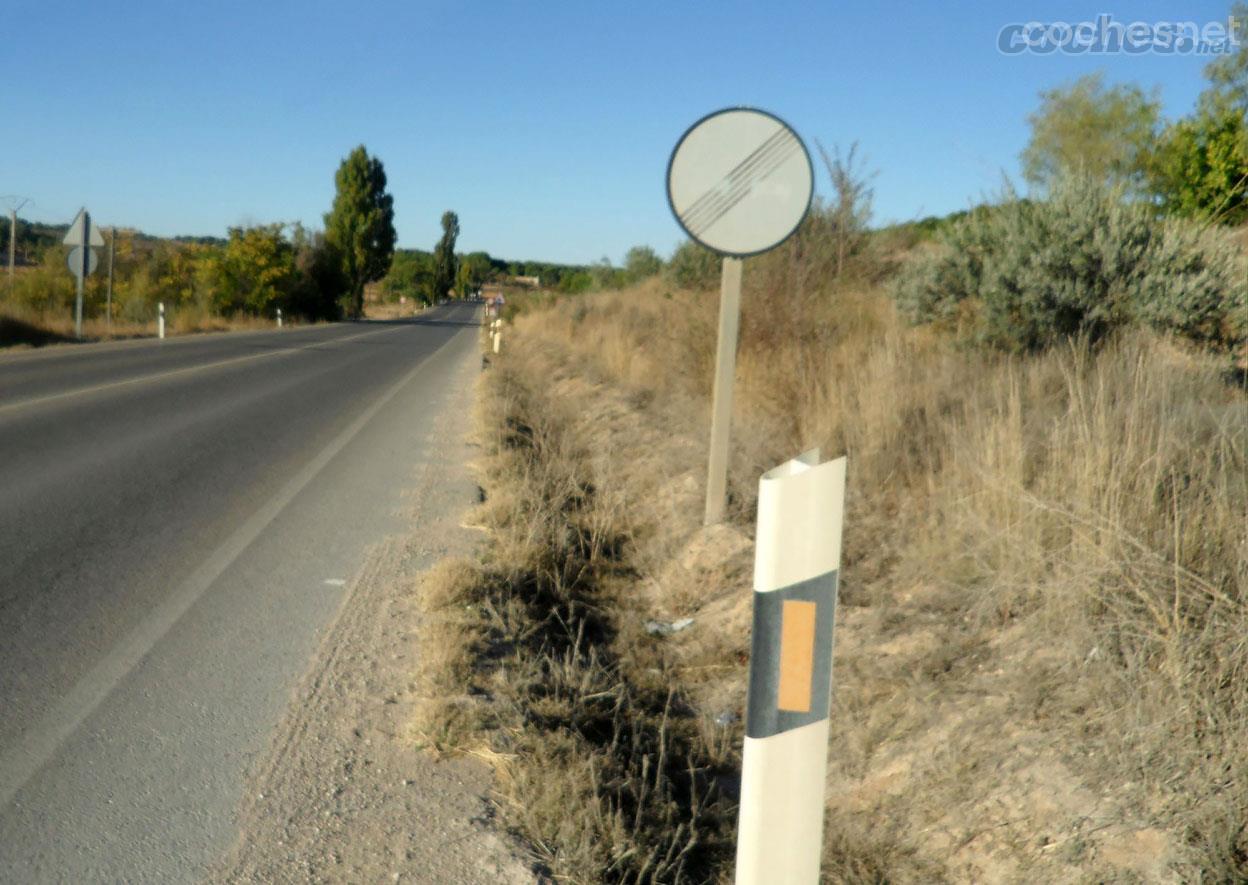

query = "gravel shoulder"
208;342;533;884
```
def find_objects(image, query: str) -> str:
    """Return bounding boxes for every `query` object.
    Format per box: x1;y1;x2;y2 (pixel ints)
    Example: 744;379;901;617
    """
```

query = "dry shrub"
413;356;738;883
479;239;1246;880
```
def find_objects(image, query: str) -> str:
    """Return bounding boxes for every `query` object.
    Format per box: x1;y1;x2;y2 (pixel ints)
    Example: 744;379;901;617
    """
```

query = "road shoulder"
208;342;532;884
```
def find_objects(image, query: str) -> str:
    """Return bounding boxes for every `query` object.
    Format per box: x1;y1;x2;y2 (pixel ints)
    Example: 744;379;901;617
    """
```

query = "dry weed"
418;250;1244;881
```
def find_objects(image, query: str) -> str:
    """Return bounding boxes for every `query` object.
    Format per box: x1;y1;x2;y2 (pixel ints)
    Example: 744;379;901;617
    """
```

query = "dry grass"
362;299;429;321
416;248;1246;881
413;352;738;883
0;300;292;349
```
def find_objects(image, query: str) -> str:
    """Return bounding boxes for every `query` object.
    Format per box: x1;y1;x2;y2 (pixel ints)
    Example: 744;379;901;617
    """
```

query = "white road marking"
323;578;347;587
0;326;462;809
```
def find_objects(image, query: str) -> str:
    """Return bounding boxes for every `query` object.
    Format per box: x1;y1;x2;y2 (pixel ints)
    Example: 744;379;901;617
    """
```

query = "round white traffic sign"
66;246;99;278
667;108;813;258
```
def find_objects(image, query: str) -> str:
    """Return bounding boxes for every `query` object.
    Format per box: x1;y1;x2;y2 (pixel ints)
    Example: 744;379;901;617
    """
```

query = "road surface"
0;303;485;882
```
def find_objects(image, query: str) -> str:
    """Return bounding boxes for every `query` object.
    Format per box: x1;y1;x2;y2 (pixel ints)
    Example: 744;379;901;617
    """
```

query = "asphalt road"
0;302;482;883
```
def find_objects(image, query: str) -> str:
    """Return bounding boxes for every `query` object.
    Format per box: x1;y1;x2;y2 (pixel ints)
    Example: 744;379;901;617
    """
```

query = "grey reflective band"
745;570;838;739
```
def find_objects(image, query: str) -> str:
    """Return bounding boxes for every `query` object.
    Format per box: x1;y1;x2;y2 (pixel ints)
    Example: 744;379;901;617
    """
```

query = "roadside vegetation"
414;30;1246;882
1;144;396;347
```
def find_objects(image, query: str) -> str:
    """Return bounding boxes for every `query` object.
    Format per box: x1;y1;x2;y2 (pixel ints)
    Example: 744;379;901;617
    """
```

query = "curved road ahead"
0;302;481;882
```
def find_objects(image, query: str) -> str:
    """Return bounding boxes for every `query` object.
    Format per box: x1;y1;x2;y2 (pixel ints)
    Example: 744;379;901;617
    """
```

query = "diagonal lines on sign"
680;127;790;226
680;127;801;236
686;138;799;236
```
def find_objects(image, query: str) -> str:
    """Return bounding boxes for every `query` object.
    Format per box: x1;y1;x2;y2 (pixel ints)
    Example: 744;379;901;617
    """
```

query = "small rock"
645;617;695;637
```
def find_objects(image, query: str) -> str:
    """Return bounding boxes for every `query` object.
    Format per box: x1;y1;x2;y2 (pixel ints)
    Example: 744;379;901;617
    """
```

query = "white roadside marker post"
665;108;814;527
736;450;846;884
158;302;165;339
277;308;283;328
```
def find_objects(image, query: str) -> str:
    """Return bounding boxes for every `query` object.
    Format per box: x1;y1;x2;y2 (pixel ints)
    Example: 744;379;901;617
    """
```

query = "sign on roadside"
64;210;106;249
66;247;99;277
667;107;813;257
666;108;813;526
63;208;103;338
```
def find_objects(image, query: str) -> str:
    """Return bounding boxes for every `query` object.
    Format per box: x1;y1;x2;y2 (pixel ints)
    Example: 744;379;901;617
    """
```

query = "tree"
431;211;459;301
1021;72;1161;194
324;145;396;318
383;250;435;304
623;246;663;282
1150;104;1248;225
212;224;297;315
456;251;493;296
666;240;719;290
1147;9;1248;225
589;257;626;289
289;226;347;321
1203;3;1248;112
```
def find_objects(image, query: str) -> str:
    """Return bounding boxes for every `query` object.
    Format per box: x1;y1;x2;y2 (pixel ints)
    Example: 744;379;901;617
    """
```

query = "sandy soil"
208;345;533;884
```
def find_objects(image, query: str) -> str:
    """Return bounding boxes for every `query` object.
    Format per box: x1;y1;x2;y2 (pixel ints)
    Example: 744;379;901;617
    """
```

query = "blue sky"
3;1;1237;265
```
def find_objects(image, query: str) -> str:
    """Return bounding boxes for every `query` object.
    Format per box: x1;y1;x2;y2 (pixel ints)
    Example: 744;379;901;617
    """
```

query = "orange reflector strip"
777;600;817;712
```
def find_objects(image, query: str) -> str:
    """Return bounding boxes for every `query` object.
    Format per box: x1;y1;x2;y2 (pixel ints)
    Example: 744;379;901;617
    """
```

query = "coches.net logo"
999;13;1244;55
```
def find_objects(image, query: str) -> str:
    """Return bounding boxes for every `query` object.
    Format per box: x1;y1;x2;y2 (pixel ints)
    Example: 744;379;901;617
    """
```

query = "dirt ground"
208;346;534;884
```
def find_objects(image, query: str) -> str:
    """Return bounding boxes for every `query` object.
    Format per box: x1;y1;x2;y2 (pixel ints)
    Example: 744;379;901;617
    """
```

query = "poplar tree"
431;211;460;300
324;145;396;318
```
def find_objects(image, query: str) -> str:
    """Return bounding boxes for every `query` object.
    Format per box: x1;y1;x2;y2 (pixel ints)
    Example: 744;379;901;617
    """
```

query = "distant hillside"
1;216;227;265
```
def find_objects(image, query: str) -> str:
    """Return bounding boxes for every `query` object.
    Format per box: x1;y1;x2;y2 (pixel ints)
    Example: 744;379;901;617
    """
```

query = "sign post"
63;209;105;340
107;227;115;333
669;110;843;885
666;108;814;525
705;256;742;525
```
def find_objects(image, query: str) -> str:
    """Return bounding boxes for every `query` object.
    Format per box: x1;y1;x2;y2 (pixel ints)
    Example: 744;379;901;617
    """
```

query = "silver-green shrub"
890;174;1247;352
1134;220;1247;349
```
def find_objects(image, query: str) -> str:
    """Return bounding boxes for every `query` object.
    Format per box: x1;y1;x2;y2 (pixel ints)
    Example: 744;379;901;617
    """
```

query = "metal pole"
75;211;91;339
106;227;115;334
7;209;15;295
703;256;743;525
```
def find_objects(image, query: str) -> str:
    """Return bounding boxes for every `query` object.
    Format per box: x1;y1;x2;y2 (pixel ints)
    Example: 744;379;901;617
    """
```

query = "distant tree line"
376;224;669;303
2;144;397;325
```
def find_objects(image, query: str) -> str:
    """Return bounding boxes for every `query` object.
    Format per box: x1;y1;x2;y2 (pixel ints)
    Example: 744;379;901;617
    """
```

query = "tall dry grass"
0;300;286;349
485;257;1246;879
414;349;738;883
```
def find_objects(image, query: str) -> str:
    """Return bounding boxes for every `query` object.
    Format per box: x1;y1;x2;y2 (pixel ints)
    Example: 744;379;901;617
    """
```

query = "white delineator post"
736;449;846;885
276;308;283;328
158;302;165;339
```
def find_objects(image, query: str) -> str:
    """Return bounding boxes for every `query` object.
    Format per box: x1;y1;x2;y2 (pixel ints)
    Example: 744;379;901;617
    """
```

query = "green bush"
890;175;1247;352
666;240;719;290
558;270;593;294
1149;102;1248;225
